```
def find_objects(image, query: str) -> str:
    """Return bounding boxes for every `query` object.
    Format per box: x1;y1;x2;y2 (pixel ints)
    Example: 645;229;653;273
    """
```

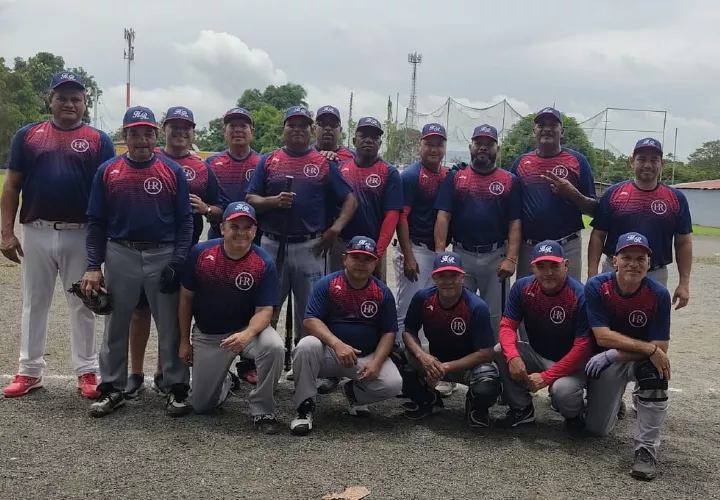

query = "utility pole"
93;86;99;128
347;92;354;148
407;52;422;131
123;28;136;109
671;127;679;185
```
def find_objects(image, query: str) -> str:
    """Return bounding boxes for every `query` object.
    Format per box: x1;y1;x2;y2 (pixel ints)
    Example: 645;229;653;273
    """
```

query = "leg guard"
466;375;502;411
634;360;668;403
399;364;441;406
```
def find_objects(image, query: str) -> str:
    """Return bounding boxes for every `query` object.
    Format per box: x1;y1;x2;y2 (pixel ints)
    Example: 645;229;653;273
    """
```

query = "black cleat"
253;414;280;435
290;398;315;436
496;405;536;428
631;448;657;481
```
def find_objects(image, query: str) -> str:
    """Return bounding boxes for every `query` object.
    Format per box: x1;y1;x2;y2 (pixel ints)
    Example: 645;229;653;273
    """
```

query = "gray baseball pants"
99;241;189;392
495;341;586;418
517;232;582;281
190;326;284;415
393;242;436;344
291;335;402;409
601;258;668;287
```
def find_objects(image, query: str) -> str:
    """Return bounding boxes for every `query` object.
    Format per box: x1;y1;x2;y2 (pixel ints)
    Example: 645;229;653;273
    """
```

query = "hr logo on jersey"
144;177;163;195
245;169;253;182
235;272;254;291
303;164;319;178
132;110;149;120
360;301;378;318
489;181;505;196
182;166;196;181
550;306;566;324
70;139;90;153
450;317;466;335
552;165;569;178
366;174;381;188
651;200;667;215
628;310;647;328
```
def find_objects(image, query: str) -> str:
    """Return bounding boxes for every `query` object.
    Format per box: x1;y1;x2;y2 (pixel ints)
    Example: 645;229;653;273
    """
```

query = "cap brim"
163;117;196;126
531;256;565;265
616;243;652;255
346;249;378;259
534;113;561;123
224;113;253;124
123;122;159;129
432;266;464;274
633;145;663;155
471;133;498;141
357;125;383;135
316;112;340;121
422;132;447;140
224;213;257;224
284;114;313;124
52;81;86;90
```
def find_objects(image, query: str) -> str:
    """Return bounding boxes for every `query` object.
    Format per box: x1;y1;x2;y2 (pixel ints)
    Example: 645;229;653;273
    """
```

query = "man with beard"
246;106;356;358
584;232;672;481
125;106;226;398
314;105;355;162
2;71;115;399
510;107;597;281
587;138;692;304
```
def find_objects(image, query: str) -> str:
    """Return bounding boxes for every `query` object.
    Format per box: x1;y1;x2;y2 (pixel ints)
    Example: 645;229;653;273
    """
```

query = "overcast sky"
1;0;718;159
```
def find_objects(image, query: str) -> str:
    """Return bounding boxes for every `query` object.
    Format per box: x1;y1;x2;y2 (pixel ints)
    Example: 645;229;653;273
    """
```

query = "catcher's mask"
68;281;113;315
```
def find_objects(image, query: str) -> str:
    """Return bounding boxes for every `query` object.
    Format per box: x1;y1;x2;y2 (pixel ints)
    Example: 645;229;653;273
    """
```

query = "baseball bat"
501;277;507;314
275;175;294;372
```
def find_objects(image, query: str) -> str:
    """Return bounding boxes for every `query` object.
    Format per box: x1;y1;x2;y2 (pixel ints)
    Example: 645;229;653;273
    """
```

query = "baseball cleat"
165;386;192;417
630;448;657;481
495;404;536;428
3;375;43;398
90;391;125;417
467;409;491;428
342;381;370;417
317;377;340;394
291;399;315;436
253;414;280;435
435;381;457;397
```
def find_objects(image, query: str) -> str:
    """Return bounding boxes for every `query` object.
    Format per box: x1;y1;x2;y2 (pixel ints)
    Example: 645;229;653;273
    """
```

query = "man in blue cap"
399;251;501;427
82;106;193;418
584;232;672;481
314;105;355;162
510;107;597;281
2;71;115;399
178;201;284;434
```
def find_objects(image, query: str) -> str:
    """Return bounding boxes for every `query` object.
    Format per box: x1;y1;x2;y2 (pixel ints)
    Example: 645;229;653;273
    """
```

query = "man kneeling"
400;251;501;428
290;236;402;436
178;202;284;434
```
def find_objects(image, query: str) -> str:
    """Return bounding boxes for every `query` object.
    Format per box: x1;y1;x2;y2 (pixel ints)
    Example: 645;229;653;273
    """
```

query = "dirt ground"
1;228;719;499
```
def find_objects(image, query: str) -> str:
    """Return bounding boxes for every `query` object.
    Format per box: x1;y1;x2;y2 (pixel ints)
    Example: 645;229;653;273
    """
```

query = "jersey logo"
235;272;254;291
489;181;505;196
245;169;253;182
70;139;90;153
650;200;668;215
628;310;648;328
552;165;569;178
334;284;342;290
204;255;215;261
110;169;120;175
366;174;381;188
450;317;466;335
426;304;434;311
549;306;566;324
303;164;320;178
144;177;163;195
182;166;196;181
360;301;378;318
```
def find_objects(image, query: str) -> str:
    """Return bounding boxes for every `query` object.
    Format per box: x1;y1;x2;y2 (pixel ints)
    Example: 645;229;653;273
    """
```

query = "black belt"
264;231;322;244
525;232;579;247
110;239;171;251
453;240;506;254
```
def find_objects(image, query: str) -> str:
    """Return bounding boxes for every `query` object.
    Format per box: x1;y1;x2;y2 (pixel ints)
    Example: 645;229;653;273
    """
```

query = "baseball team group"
0;72;693;481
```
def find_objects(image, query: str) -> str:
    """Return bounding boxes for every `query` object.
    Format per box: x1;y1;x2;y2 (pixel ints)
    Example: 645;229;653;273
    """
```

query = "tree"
687;140;720;180
498;114;598;173
237;83;307;113
0;58;45;164
195;117;225;152
395;128;421;165
251;104;284;153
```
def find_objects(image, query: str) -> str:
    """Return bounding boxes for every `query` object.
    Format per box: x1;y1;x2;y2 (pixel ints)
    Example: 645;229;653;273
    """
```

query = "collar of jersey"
630;180;662;193
534;277;568;297
226;149;256;162
611;273;647;299
160;148;191;160
220;242;254;262
50;120;85;132
123;153;156;169
282;147;313;158
342;271;372;291
434;287;464;311
469;165;498;176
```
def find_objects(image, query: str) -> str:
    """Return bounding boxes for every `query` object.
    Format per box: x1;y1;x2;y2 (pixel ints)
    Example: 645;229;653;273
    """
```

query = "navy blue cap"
421;123;447;140
164;106;195;126
531;240;565;264
223;201;257;224
345;236;378;259
357;116;383;135
50;71;85;90
633;137;663;155
616;232;652;255
316;105;341;121
471;124;498;142
123;106;158;129
223;107;253;125
534;107;562;123
433;251;464;274
284;105;313;123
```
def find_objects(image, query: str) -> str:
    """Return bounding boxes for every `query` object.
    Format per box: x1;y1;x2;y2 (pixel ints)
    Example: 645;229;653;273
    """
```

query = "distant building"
672;179;720;228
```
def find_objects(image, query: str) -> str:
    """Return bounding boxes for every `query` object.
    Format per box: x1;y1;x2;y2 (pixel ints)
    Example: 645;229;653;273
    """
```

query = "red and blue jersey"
246;148;352;236
7;121;115;223
181;240;279;335
584;272;671;346
315;145;355;163
435;167;521;247
401;161;448;246
510;148;596;241
304;271;397;356
505;276;589;362
405;287;494;362
591;180;692;267
337;158;403;241
206;149;260;204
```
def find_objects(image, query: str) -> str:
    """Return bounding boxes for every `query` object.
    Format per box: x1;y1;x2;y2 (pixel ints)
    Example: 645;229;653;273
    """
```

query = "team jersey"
246;148;352;236
7;121;115;223
315;145;355;163
401;161;448;246
206;149;260;203
584;272;671;347
405;287;494;362
510;148;596;241
435;166;521;247
337;158;403;241
504;276;589;362
591;180;692;267
181;240;279;335
304;271;397;356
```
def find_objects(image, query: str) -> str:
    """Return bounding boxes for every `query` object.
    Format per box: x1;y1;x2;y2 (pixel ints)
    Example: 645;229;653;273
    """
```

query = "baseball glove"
67;281;113;315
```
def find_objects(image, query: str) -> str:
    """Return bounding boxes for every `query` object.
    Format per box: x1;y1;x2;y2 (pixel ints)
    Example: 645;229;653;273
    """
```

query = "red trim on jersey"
399;205;411;224
499;316;521;361
540;336;592;385
376;210;400;257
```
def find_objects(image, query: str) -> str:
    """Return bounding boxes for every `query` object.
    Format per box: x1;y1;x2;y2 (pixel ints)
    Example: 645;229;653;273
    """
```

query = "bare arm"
371;331;395;364
178;287;194;346
434;210;451;252
570;190;599;216
245;193;281;214
506;219;521;262
0;170;22;236
304;317;344;349
243;306;274;337
592;326;665;356
330;192;357;233
443;347;494;373
674;233;692;289
397;218;414;260
587;228;607;278
403;330;427;360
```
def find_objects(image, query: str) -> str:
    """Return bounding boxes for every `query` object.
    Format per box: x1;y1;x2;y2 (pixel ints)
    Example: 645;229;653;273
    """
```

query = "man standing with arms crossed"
511;107;597;281
2;71;115;399
587;137;691;307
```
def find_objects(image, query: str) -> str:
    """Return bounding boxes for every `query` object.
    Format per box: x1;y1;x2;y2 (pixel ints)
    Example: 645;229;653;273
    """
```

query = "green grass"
582;215;720;236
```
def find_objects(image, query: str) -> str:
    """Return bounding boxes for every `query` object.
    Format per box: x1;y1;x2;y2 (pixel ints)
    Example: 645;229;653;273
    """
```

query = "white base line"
1;374;77;381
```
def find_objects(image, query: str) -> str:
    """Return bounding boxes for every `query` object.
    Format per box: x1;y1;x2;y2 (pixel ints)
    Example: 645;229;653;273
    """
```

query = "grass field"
582;214;720;236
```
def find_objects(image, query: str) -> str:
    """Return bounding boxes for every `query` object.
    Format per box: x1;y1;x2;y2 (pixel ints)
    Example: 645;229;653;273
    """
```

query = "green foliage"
237;83;307;113
395;128;421;164
251;104;284;153
0;58;45;164
194;117;225;152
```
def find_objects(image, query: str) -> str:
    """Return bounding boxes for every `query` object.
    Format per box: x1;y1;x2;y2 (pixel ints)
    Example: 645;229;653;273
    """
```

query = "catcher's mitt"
67;281;113;315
